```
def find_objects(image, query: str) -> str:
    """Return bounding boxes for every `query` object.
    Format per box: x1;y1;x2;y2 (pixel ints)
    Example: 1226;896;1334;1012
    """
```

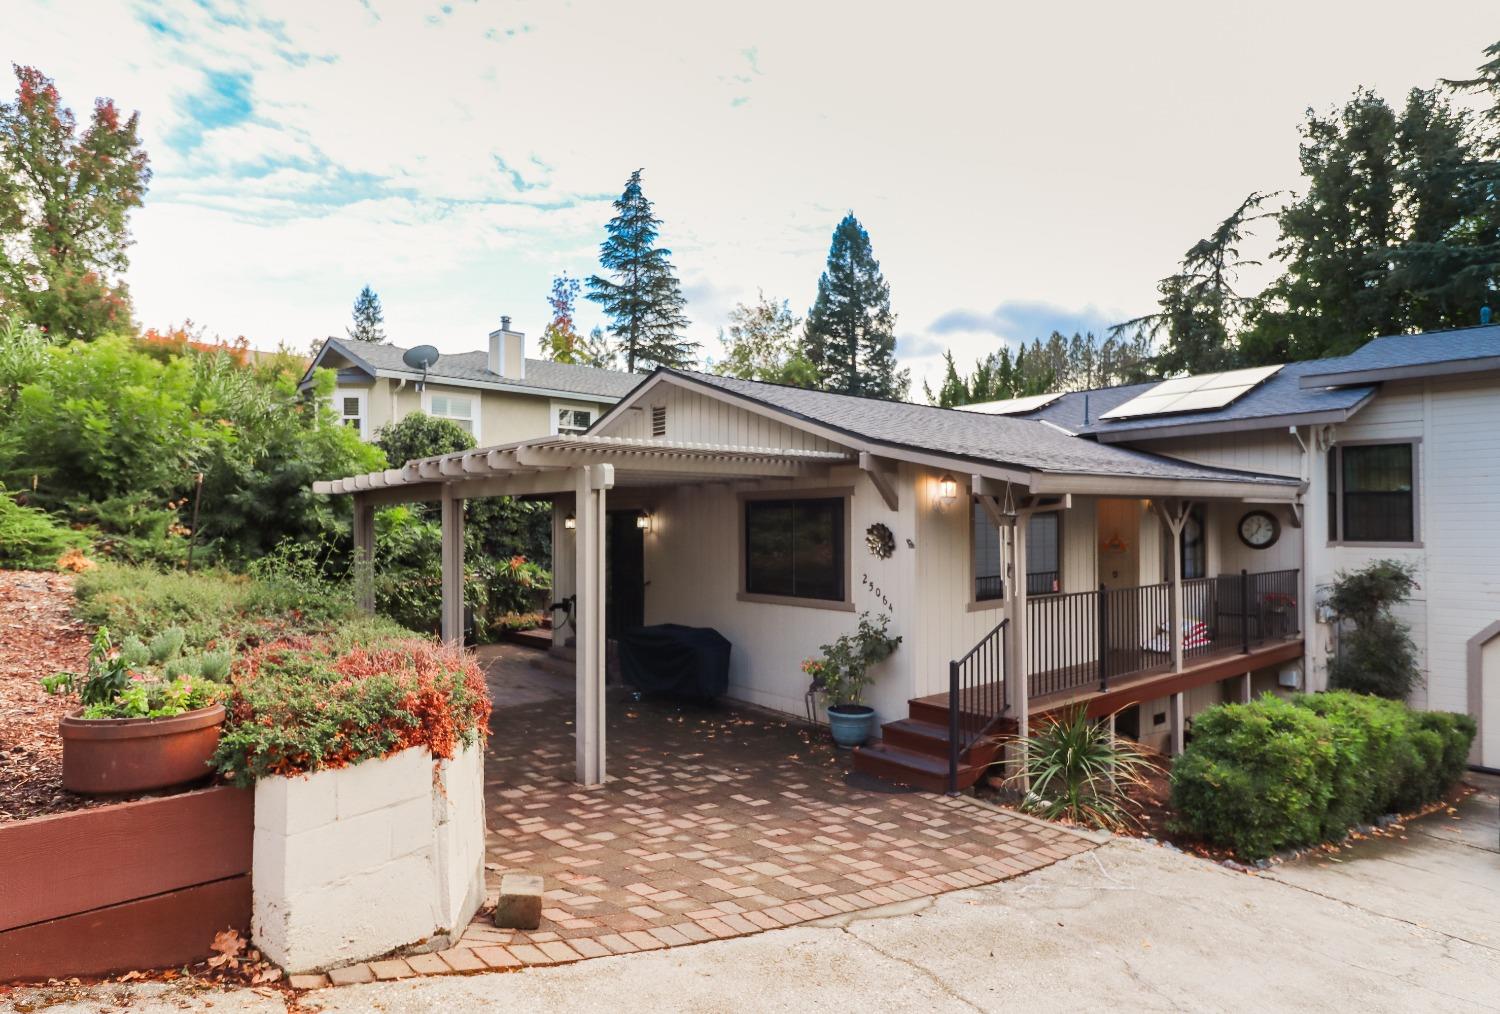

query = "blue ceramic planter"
827;704;875;748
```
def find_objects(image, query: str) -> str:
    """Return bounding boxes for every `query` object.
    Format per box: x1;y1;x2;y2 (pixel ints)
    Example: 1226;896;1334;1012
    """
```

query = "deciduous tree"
0;66;150;340
539;273;583;362
715;290;815;386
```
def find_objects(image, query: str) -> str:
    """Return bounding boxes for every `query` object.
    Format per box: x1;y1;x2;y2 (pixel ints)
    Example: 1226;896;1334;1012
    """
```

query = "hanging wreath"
865;522;896;560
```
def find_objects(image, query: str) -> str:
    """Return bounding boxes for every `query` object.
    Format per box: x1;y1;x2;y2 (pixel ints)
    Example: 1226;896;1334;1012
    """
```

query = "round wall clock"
1237;509;1281;549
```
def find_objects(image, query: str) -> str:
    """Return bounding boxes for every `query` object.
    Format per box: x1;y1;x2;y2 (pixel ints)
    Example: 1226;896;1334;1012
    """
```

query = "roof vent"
651;404;667;437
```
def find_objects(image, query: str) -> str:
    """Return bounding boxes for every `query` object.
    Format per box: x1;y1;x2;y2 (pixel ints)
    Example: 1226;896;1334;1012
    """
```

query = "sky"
7;0;1496;391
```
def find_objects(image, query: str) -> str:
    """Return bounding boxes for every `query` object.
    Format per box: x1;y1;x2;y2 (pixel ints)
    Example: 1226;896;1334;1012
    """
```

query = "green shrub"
1172;691;1477;859
1170;696;1335;859
0;490;87;569
212;635;491;785
1327;560;1421;699
72;561;402;652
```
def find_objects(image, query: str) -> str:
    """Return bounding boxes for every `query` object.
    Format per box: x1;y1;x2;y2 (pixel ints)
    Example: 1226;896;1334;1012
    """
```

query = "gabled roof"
302;337;643;401
1024;360;1375;441
1298;324;1500;388
628;370;1300;494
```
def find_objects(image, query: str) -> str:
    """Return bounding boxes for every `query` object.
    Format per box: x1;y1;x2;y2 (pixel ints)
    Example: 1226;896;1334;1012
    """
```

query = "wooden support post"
1010;512;1030;788
1169;691;1185;756
352;495;375;613
573;464;612;786
439;485;465;646
1154;498;1191;675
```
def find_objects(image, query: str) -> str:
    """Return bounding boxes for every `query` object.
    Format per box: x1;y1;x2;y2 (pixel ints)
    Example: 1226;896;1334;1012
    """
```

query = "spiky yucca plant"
1009;707;1162;831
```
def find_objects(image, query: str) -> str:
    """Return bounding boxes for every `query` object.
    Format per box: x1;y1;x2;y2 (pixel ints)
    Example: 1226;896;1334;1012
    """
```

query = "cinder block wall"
252;743;486;973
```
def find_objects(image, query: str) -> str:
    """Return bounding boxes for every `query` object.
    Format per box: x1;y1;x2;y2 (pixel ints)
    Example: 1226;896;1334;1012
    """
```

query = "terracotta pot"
59;704;226;795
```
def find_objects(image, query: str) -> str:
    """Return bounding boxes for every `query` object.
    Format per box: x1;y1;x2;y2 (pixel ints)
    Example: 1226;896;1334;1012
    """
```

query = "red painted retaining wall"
0;785;252;982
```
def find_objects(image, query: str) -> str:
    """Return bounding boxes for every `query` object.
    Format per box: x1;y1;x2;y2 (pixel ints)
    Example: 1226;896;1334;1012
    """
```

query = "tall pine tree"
347;285;385;343
803;214;908;398
587;169;697;372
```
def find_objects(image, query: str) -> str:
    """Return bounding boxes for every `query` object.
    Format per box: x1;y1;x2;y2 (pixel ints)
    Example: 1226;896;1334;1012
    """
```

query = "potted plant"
42;626;230;795
803;612;901;748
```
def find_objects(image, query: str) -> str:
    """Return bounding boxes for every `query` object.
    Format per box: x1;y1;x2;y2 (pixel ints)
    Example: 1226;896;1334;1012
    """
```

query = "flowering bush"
212;635;491;785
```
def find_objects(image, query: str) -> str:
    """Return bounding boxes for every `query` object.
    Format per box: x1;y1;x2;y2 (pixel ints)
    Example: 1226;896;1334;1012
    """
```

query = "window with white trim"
552;403;594;436
333;388;367;439
426;392;477;437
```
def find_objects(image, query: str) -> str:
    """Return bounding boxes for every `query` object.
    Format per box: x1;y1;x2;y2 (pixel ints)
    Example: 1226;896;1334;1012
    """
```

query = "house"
312;322;1500;789
299;318;642;444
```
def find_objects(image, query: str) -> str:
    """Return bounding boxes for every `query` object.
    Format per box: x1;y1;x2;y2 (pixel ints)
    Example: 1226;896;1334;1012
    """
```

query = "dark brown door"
606;510;645;639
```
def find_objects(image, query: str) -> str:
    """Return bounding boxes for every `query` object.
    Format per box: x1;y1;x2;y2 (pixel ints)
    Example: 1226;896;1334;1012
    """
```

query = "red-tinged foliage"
212;635;492;786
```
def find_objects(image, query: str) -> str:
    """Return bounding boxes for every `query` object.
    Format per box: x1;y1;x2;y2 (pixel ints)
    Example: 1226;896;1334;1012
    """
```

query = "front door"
606;510;645;639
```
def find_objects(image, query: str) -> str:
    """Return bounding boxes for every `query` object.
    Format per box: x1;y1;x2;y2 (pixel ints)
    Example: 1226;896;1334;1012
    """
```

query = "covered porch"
317;434;858;785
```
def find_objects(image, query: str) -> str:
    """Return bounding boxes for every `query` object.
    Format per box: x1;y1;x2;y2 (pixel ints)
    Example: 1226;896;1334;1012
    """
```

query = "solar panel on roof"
1099;365;1282;420
956;392;1064;416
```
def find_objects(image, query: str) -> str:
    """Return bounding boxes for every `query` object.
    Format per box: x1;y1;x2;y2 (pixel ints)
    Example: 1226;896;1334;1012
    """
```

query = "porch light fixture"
937;474;959;511
564;513;576;531
635;509;654;532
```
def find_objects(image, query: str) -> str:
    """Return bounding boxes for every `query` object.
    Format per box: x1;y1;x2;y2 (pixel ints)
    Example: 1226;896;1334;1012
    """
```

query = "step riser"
881;725;950;756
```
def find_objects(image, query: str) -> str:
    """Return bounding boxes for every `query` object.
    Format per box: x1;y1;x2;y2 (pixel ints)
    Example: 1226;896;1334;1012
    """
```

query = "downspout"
1290;425;1312;690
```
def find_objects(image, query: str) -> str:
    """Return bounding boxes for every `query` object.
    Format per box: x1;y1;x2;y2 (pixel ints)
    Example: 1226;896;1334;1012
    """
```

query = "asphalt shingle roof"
1022;360;1375;437
1299;324;1500;386
323;337;644;399
675;371;1298;485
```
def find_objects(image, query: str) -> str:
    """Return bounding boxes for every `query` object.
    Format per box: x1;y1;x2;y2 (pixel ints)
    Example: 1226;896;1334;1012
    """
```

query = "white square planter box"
251;742;486;973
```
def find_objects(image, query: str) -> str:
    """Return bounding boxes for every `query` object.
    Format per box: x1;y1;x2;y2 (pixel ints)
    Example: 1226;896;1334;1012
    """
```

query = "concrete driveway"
10;777;1497;1013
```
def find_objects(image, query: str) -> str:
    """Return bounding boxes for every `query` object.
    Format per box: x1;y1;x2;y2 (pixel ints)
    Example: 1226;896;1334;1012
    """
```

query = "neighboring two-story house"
299;317;643;444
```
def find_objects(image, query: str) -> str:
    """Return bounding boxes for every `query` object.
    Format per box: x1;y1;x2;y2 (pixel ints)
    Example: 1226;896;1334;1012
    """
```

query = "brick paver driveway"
318;645;1096;985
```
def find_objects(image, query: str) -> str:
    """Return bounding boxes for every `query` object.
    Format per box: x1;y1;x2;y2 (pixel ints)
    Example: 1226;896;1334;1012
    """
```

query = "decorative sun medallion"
865;522;896;560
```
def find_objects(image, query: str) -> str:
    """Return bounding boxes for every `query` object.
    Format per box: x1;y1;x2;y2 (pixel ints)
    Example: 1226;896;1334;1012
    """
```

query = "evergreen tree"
0;66;150;340
540;273;583;363
578;325;618;370
715;290;816;385
347;285;386;343
1114;192;1273;375
803;214;909;398
587;169;697;372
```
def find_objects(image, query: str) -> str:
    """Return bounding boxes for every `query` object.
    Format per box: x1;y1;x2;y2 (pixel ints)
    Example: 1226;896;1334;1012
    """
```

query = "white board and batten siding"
598;383;839;452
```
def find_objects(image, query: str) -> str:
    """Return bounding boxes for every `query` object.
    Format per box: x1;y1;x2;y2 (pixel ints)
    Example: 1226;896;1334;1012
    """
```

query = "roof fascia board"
1092;397;1375;443
368;368;624;403
1298;357;1500;388
1028;472;1301;501
645;371;1034;485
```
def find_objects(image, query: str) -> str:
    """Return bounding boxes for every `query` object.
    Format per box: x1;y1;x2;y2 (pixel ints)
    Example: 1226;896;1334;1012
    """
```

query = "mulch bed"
0;570;96;823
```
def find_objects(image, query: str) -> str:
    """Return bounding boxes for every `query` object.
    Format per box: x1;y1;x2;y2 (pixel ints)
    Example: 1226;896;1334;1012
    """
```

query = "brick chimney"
488;315;525;380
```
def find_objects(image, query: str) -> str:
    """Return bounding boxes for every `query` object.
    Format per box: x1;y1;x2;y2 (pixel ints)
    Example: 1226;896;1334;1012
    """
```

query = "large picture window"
1328;442;1416;544
744;497;845;603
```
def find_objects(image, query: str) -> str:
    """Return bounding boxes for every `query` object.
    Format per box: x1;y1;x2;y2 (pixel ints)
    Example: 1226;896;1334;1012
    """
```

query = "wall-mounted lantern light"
937;474;959;512
564;513;576;531
635;509;654;533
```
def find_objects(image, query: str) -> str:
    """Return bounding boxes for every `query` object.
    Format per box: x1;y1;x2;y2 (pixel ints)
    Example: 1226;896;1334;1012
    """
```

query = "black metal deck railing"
946;618;1009;794
1183;568;1301;657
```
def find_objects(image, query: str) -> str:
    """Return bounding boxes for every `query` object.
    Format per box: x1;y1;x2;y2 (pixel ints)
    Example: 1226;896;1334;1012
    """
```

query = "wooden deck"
913;637;1305;723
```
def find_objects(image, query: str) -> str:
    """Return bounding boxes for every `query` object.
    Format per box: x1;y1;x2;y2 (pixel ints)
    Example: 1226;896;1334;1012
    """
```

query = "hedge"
1170;691;1475;859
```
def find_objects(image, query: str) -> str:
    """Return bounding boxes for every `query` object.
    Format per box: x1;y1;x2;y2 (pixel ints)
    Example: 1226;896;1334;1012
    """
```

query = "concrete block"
335;745;431;820
253;766;337;835
494;873;544;930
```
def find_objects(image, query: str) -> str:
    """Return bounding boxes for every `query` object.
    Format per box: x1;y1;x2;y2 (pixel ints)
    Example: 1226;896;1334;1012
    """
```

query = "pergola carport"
314;434;853;785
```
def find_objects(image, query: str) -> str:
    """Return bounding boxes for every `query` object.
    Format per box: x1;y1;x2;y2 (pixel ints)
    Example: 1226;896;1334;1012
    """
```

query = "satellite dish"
402;345;440;390
403;345;440;371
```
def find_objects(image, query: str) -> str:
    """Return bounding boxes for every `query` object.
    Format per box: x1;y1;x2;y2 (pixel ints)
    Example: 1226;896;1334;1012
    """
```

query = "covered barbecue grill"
617;624;731;703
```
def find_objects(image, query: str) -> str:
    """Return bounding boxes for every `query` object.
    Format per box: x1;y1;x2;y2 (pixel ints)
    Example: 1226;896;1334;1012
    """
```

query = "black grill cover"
617;624;731;702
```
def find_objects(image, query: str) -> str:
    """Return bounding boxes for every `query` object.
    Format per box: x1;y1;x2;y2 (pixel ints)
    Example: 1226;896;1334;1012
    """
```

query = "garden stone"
494;873;544;930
